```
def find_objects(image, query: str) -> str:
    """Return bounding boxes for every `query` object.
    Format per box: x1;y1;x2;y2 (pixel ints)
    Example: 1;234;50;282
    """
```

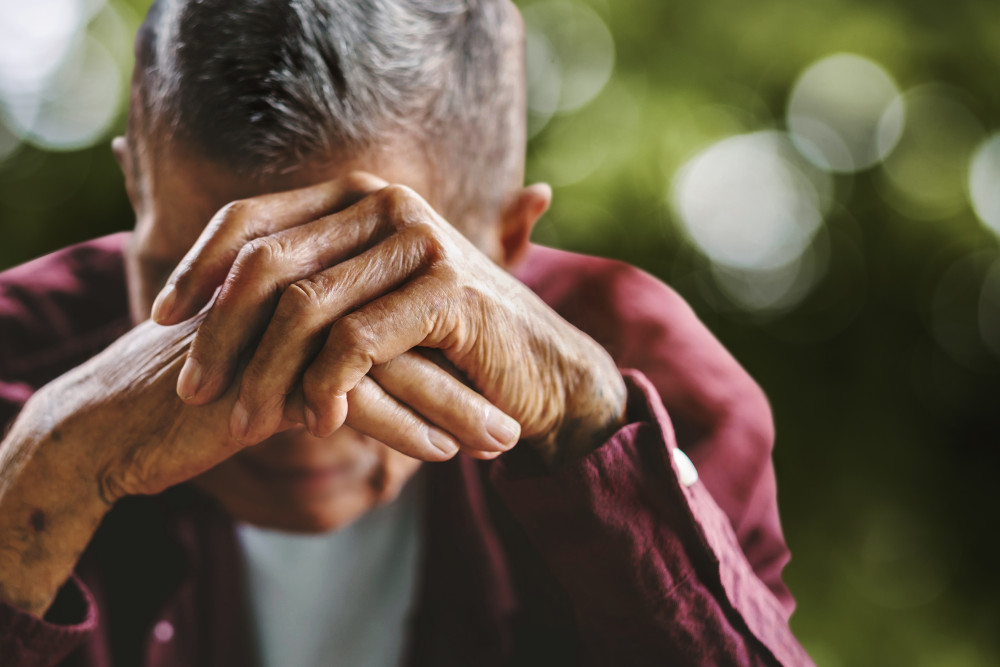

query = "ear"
111;135;141;212
111;135;128;168
499;183;551;268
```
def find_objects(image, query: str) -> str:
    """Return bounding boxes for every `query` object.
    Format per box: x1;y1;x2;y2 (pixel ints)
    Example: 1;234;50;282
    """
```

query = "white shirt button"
671;448;699;488
153;620;174;643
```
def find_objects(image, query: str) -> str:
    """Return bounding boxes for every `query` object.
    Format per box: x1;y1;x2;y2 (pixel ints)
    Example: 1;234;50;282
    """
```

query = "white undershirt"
235;473;425;667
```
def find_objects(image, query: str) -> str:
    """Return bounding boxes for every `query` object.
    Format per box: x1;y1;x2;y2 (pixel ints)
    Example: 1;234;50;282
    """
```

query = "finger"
175;239;286;403
228;228;435;442
153;172;388;324
282;386;306;425
302;274;453;437
369;351;520;452
176;189;417;404
345;376;460;462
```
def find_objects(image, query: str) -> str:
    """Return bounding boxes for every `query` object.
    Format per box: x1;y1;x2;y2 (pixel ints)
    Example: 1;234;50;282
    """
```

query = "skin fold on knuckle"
217;198;257;236
335;313;379;368
377;183;433;231
276;277;329;334
223;236;288;302
341;171;386;203
305;314;375;403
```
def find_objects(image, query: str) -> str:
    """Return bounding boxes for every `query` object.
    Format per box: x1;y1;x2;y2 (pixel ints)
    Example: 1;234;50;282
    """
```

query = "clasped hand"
152;173;626;466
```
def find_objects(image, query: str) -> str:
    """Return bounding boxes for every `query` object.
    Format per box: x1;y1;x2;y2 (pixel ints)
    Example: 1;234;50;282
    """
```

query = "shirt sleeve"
515;245;795;610
0;575;98;667
0;233;132;434
487;369;814;666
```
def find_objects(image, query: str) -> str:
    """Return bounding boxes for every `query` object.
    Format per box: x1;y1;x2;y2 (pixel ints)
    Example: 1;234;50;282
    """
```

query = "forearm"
0;389;109;617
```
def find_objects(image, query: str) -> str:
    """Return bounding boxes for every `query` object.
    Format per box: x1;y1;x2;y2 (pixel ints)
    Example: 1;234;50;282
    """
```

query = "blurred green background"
2;0;999;664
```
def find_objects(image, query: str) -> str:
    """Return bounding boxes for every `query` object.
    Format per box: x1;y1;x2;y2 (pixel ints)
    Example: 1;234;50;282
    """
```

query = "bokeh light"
670;131;834;311
670;131;830;267
11;36;122;150
709;245;826;313
787;53;904;173
0;0;126;151
531;79;641;188
969;133;1000;238
879;85;985;221
522;1;615;136
0;0;85;93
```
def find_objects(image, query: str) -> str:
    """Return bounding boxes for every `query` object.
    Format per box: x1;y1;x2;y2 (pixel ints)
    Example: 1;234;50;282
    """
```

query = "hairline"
128;0;527;230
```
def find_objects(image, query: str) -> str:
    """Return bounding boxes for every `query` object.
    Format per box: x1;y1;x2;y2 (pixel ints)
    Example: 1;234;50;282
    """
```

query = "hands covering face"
153;173;626;467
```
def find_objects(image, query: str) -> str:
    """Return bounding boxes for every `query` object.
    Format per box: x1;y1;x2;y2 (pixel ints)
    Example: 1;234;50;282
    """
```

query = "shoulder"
0;233;132;397
513;243;694;347
513;243;716;372
0;232;130;298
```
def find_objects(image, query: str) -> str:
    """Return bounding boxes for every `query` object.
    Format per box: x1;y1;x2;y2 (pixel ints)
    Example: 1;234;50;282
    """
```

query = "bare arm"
0;316;218;617
0;305;517;617
0;381;112;616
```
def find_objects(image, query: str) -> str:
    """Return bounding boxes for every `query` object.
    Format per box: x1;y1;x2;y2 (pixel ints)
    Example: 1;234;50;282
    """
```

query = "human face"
116;137;446;533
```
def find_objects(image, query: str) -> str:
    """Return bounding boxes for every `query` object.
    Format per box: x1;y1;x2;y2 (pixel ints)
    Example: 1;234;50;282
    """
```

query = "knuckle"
277;277;326;324
96;466;128;505
342;171;383;197
377;184;428;227
234;235;285;274
379;183;416;206
399;222;444;260
432;255;461;283
332;313;377;361
217;198;255;228
97;446;159;502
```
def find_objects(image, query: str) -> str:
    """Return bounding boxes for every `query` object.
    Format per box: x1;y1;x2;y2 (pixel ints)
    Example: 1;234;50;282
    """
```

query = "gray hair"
132;0;525;225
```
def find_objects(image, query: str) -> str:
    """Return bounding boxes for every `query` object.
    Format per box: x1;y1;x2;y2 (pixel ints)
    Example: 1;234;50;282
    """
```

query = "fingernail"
486;410;520;449
151;284;176;323
177;358;203;400
304;406;320;436
231;401;251;442
427;429;459;456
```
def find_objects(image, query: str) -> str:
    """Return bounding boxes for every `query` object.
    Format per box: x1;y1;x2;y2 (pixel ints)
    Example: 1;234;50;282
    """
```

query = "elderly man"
0;1;812;665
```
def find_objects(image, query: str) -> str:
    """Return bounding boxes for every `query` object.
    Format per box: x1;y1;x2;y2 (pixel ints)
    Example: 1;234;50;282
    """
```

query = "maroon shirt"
0;234;813;666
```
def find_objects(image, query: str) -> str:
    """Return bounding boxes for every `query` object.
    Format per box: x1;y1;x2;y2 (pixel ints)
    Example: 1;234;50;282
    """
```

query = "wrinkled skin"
160;174;624;461
0;137;626;617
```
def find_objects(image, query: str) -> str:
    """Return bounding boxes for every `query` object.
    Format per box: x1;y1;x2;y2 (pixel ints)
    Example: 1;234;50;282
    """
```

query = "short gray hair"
132;0;525;225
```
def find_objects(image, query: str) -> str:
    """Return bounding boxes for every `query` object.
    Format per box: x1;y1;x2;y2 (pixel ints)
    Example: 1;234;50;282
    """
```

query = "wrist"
0;392;111;617
530;339;627;468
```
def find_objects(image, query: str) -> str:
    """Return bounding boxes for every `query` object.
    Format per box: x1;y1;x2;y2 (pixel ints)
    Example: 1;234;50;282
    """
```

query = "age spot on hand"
29;509;47;533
